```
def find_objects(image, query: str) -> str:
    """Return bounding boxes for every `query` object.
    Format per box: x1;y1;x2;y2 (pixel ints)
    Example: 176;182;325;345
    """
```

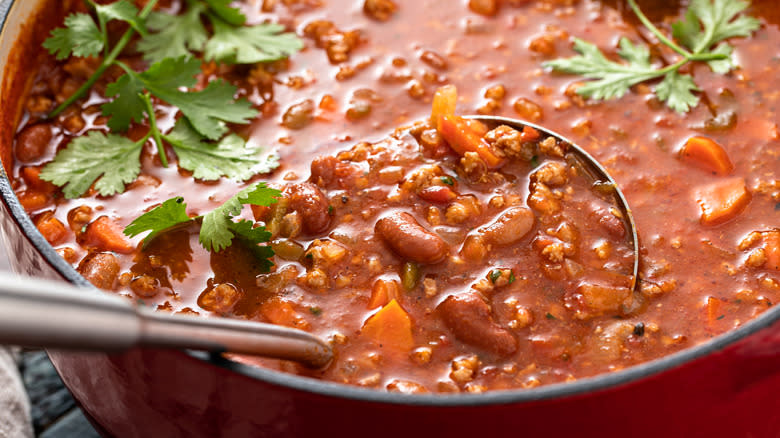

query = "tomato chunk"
368;278;398;309
260;297;311;331
438;115;506;168
679;136;734;176
361;299;414;353
694;177;751;226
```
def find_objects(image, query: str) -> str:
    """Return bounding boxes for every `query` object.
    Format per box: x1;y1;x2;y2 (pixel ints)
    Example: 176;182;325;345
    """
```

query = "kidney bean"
15;123;52;163
438;292;517;356
284;182;332;234
479;206;535;245
78;252;120;290
375;212;448;264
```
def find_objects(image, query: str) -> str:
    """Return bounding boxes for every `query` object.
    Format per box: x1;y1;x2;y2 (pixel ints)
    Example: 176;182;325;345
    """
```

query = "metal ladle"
0;273;333;368
469;115;640;289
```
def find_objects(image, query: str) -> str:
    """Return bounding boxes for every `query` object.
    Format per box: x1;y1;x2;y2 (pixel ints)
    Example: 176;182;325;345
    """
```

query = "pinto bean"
375;212;448;264
438;292;517;356
16;123;52;163
77;252;120;290
284;182;332;234
479;206;535;245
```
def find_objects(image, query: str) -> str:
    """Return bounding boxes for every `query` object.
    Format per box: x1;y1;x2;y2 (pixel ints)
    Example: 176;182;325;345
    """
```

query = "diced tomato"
438;115;506;169
694;177;751;226
260;297;311;331
763;232;780;271
679;136;734;176
418;185;457;203
368;278;398;309
704;296;726;328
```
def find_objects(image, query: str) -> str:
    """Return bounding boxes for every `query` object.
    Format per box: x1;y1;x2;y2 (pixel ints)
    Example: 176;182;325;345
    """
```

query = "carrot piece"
260;297;311;331
463;118;488;137
520;126;540;142
431;85;457;125
21;166;59;193
368;278;399;309
361;299;414;353
679;136;734;176
438;115;506;169
694;177;751;226
17;191;50;211
83;216;135;254
35;214;67;245
704;296;726;327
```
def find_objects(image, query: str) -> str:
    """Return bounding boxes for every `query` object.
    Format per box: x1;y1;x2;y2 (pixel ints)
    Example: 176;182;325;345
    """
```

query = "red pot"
0;1;777;437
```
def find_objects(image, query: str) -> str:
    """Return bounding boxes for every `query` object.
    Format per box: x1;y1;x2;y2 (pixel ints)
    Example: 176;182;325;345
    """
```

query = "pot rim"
1;0;777;408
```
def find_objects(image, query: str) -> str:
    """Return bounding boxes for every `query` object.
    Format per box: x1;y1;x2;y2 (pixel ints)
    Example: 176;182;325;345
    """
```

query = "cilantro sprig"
39;0;302;198
124;182;281;269
544;0;760;112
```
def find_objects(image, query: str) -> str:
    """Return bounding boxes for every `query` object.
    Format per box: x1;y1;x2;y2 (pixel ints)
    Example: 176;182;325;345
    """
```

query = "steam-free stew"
7;0;779;393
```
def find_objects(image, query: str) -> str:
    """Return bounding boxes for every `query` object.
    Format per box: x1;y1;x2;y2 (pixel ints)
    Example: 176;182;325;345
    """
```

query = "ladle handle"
0;274;332;368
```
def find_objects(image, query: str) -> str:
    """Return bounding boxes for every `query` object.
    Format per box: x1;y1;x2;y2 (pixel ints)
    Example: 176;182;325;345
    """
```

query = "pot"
0;1;777;437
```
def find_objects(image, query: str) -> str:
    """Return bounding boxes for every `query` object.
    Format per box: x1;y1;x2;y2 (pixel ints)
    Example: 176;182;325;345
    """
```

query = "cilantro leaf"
545;0;760;112
137;4;208;64
43;13;104;60
157;79;258;140
102;57;256;140
39;131;142;198
204;20;304;64
203;0;246;26
545;38;659;101
94;1;146;36
164;119;279;181
681;0;761;51
124;197;192;246
200;182;280;252
655;71;700;113
706;43;735;74
228;220;274;272
102;73;146;131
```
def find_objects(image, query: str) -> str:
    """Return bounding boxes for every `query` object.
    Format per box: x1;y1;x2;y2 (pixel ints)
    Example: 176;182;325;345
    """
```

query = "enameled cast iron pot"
0;1;777;437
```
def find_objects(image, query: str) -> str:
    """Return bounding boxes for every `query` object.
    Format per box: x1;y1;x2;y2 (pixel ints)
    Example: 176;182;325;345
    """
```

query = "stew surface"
7;0;780;393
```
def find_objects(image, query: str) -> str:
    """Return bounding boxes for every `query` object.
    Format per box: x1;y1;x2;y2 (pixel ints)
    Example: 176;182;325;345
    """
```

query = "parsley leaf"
200;183;281;252
544;0;760;112
38;131;143;198
204;20;304;64
164;119;279;181
43;13;104;60
137;4;208;64
124;197;191;246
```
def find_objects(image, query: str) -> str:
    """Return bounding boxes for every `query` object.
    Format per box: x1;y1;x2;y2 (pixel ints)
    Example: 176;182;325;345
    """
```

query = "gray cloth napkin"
0;347;33;438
